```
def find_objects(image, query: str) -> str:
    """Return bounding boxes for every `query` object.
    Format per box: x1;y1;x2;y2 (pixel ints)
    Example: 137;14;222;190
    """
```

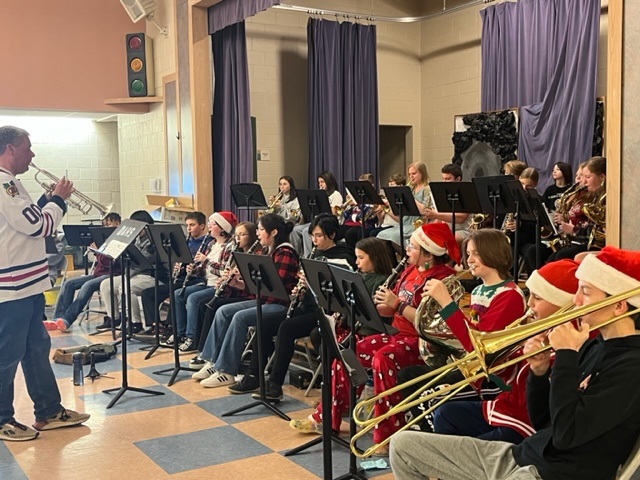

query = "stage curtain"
208;0;280;34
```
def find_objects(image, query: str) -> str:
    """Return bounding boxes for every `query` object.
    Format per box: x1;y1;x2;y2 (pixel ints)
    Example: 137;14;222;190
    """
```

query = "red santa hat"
526;259;579;307
575;246;640;307
210;211;238;234
410;223;461;264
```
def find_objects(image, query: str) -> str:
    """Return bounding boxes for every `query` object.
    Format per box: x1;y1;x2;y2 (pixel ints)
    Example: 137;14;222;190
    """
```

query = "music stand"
525;188;555;269
145;223;195;386
230;183;268;221
472;175;517;229
62;224;94;275
329;265;386;480
382;186;422;247
89;226;116;248
504;180;536;279
344;181;383;238
284;258;352;460
221;252;291;420
99;219;165;408
429;181;483;234
297;189;332;224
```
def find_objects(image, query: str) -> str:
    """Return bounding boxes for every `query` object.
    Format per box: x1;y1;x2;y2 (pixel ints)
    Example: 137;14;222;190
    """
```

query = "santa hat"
526;259;579;307
575;246;640;307
410;223;461;264
210;211;238;234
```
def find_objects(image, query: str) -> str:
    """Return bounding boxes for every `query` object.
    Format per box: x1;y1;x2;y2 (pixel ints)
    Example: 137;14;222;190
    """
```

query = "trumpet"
259;190;284;218
30;162;112;217
349;285;640;457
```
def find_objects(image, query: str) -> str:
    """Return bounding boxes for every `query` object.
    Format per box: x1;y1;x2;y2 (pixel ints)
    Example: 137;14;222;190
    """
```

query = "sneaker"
192;362;216;380
43;320;58;331
55;318;70;333
228;375;260;394
0;421;39;442
33;408;90;431
200;371;235;388
160;334;175;347
289;417;322;435
189;356;206;368
96;317;120;331
178;338;197;353
252;380;283;401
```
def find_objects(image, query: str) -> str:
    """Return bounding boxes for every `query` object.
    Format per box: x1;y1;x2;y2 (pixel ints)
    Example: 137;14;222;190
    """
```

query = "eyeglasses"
309;233;325;239
406;242;417;251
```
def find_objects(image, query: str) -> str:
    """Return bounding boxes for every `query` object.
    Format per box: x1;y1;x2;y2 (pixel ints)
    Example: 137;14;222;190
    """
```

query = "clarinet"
382;257;408;291
206;239;261;308
172;233;191;284
284;246;317;320
178;233;212;298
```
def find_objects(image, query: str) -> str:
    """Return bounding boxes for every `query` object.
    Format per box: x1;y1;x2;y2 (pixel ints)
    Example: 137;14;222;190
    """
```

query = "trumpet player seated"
137;211;210;336
225;214;365;396
377;161;433;248
267;176;301;224
524;156;606;271
189;222;260;370
289;223;460;444
97;210;167;332
192;214;299;388
45;212;122;332
290;170;343;256
431;259;579;444
390;246;640;480
397;228;526;432
170;211;238;353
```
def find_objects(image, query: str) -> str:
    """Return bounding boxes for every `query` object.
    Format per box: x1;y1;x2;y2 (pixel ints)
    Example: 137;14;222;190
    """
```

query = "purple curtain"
211;21;253;215
208;0;280;34
308;19;379;190
480;0;600;187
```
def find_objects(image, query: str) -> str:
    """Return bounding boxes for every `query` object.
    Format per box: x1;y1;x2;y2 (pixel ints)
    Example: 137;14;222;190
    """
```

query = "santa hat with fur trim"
410;223;461;264
526;259;579;307
575;246;640;307
210;211;238;234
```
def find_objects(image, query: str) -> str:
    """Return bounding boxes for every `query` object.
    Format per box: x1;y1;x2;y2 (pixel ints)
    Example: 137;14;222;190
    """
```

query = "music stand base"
153;365;199;387
221;399;290;421
284;432;350;456
103;385;164;409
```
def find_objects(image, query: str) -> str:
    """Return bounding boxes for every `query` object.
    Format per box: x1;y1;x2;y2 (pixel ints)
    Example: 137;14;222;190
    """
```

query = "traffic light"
126;33;154;97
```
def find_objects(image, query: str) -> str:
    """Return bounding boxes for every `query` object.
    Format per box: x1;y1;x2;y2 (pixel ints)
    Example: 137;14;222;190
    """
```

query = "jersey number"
22;204;43;225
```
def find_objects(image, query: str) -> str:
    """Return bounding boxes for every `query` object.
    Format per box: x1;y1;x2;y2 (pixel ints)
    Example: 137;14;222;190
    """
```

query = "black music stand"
429;181;483;234
62;224;94;275
86;227;118;338
504;180;536;279
472;175;517;229
344;181;383;238
297;189;332;224
284;258;352;460
230;183;268;222
329;265;385;480
382;186;421;247
525;188;555;269
221;252;291;420
99;220;165;408
146;223;195;386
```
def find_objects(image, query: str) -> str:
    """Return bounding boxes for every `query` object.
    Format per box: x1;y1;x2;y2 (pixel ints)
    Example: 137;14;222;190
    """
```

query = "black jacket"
512;334;640;480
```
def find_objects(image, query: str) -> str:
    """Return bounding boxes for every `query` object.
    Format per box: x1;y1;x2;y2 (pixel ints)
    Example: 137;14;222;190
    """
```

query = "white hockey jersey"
0;168;66;303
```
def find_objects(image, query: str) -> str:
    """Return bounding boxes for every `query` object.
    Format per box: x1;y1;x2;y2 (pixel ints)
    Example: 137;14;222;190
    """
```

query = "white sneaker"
201;371;235;388
192;362;215;380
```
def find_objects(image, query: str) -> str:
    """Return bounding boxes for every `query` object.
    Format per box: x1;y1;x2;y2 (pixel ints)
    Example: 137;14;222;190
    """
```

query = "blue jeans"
0;294;62;425
201;300;286;375
53;274;107;327
173;284;214;339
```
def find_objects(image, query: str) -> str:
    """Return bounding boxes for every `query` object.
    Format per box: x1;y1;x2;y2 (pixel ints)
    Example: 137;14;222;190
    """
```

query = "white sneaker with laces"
192;362;215;380
201;371;235;388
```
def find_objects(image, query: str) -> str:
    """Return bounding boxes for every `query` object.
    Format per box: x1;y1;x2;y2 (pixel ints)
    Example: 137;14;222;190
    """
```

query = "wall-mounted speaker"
126;33;155;97
120;0;156;23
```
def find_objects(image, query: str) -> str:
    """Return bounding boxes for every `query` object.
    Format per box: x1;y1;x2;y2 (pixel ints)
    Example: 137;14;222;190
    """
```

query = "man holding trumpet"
0;126;90;441
390;246;640;480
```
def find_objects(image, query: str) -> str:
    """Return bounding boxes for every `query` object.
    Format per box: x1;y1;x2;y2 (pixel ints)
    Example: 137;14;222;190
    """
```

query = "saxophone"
206;239;261;308
583;190;606;249
549;183;588;250
284;246;317;319
414;273;466;367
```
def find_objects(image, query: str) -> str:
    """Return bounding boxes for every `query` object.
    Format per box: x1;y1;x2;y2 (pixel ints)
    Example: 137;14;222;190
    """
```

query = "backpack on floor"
52;343;117;365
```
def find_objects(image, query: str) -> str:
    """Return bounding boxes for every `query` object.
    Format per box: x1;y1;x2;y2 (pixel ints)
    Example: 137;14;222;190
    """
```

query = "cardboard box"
144;195;195;223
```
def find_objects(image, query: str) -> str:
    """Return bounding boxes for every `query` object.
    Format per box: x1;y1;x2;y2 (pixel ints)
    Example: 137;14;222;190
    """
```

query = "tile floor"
1;308;396;480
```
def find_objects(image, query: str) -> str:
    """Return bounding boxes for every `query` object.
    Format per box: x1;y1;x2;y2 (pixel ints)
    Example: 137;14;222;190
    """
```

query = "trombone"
30;162;112;217
349;285;640;458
